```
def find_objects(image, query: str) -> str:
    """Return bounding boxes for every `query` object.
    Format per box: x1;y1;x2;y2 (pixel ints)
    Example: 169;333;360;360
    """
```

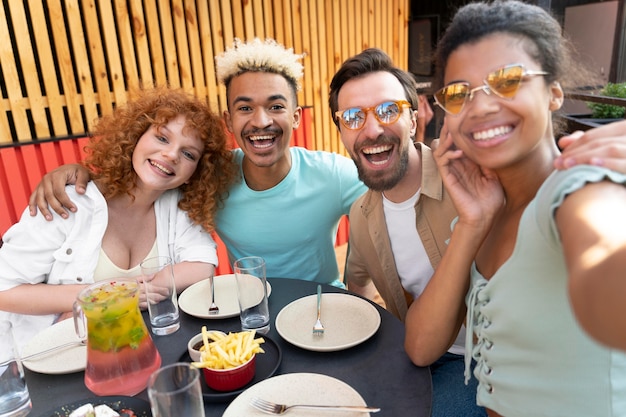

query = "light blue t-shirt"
215;147;366;287
465;165;626;417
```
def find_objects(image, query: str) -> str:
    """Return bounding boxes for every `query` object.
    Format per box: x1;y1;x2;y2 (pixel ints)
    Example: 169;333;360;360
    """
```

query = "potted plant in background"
586;81;626;123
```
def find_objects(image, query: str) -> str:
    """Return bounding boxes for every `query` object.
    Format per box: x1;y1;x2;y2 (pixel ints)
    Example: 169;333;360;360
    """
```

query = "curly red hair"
83;87;237;232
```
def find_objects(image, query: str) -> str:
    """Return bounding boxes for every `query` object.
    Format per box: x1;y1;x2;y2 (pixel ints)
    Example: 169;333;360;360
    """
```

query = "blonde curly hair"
215;38;305;97
83;86;237;232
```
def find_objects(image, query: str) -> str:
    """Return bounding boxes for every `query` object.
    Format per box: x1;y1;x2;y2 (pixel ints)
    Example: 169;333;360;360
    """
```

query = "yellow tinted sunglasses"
434;64;548;115
335;100;411;130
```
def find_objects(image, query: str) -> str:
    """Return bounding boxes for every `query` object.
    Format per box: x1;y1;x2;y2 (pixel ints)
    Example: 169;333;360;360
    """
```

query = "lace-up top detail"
464;275;489;385
461;166;626;417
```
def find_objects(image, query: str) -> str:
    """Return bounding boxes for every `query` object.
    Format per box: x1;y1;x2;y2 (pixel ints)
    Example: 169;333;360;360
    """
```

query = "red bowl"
202;354;256;391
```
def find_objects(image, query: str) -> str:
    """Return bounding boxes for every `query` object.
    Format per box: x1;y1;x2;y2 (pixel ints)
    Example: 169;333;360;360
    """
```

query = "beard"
352;136;410;192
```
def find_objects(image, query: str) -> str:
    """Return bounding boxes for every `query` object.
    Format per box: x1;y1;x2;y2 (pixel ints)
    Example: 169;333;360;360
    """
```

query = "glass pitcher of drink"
74;278;161;396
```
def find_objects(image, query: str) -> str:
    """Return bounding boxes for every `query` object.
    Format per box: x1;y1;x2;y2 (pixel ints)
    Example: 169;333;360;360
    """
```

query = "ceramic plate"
22;319;86;374
223;373;373;416
179;334;282;402
178;274;272;319
40;396;151;417
275;293;381;352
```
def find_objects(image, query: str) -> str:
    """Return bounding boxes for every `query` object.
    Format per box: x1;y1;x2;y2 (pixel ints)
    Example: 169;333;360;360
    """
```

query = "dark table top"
25;278;432;417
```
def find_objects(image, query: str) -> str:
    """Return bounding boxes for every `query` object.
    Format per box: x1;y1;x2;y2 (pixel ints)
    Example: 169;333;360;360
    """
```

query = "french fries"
191;326;265;370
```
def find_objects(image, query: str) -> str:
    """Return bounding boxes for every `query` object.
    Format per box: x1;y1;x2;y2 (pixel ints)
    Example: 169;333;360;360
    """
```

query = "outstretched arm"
555;120;626;173
0;283;86;315
28;163;92;220
560;180;626;350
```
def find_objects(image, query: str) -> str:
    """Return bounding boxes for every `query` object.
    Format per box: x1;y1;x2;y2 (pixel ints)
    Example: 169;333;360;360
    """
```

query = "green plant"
587;82;626;119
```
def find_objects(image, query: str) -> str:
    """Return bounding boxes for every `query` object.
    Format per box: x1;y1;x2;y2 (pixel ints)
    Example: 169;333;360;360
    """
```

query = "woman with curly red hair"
0;86;236;347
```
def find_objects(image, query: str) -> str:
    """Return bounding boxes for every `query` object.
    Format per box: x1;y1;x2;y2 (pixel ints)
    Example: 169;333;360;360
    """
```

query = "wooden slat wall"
0;0;409;155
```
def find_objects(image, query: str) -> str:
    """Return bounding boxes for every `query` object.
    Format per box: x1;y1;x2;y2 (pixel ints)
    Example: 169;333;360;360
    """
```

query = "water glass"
148;363;205;417
140;256;180;335
0;321;31;417
234;256;270;334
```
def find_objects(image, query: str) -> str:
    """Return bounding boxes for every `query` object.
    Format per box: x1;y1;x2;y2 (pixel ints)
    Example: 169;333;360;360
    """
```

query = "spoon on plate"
208;275;219;315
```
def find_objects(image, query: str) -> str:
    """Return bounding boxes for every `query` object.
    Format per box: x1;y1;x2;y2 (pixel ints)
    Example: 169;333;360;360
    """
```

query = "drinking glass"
234;256;270;334
148;363;205;417
140;256;180;335
0;321;31;417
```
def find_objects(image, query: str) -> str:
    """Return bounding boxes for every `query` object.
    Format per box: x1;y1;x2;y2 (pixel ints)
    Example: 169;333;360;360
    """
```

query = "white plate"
275;293;381;352
21;319;86;374
223;373;373;417
178;274;272;319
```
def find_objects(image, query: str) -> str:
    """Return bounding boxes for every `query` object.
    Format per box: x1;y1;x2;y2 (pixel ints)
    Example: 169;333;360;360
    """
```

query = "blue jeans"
430;352;486;417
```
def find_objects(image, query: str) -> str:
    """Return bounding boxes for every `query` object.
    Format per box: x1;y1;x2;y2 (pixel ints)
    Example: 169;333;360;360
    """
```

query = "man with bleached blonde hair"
216;38;304;97
211;38;366;286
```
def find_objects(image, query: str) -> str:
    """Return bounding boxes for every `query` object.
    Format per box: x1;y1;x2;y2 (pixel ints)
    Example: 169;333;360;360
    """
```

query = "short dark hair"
329;48;419;129
434;0;578;91
434;0;599;135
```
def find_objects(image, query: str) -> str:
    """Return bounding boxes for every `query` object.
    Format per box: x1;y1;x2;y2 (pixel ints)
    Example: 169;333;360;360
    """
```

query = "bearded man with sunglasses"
329;48;482;417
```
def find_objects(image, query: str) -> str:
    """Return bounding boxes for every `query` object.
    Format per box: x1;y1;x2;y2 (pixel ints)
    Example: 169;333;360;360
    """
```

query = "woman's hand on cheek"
433;124;465;187
434;124;504;230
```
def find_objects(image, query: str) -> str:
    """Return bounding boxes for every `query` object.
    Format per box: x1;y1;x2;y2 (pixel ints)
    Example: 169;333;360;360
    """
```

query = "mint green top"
465;165;626;417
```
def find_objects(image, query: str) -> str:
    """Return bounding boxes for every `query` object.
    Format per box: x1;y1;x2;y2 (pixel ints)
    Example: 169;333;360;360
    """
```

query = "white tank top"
93;240;158;281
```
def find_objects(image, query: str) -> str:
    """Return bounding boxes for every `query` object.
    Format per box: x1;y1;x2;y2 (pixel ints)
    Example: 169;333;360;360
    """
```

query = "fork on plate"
208;275;219;315
250;397;380;414
313;284;324;336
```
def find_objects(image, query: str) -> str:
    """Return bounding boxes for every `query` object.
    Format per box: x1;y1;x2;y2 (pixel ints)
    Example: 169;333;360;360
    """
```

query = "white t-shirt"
383;189;466;356
383;189;433;297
